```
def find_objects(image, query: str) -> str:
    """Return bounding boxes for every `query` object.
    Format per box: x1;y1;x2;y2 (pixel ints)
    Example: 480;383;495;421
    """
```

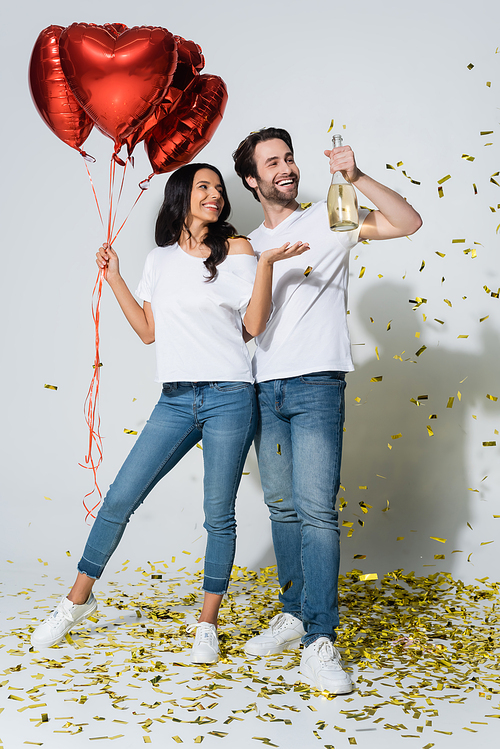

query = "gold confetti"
304;266;313;276
370;376;383;382
359;573;378;582
359;267;366;278
438;186;444;198
427;426;434;436
172;737;183;744
480;541;494;546
397;536;404;541
430;537;446;543
276;444;281;455
327;119;334;133
375;347;379;360
467;62;474;69
438;175;451;185
353;555;366;560
386;164;396;170
387;320;392;331
44;384;57;390
415;346;427;356
124;429;138;435
457;335;469;339
480;315;490;322
447;397;454;408
486;394;498;401
483;441;496;447
391;433;402;440
280;580;293;595
462;154;475;162
419;260;425;271
300;203;312;210
434;554;445;560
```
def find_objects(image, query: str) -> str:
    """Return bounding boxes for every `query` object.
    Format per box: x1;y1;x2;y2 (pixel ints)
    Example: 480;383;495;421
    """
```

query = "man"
233;128;422;693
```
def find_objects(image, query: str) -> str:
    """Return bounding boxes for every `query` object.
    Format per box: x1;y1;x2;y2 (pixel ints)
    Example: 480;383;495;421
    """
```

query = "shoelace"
48;602;75;627
268;613;295;633
187;623;217;640
316;639;341;667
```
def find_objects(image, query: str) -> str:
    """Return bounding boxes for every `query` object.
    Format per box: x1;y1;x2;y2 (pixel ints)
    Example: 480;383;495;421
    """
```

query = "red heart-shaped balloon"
145;74;228;174
59;24;178;150
29;25;94;152
125;35;205;156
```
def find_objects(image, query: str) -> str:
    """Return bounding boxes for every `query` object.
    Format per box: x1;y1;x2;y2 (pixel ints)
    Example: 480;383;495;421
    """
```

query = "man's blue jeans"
255;372;346;646
78;381;257;594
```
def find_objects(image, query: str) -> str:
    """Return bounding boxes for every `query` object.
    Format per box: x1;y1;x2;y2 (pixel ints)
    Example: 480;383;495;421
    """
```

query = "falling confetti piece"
280;580;293;595
44;384;57;390
303;266;313;276
427;426;434;436
124;429;138;435
480;541;494;546
387;320;392;331
482;442;496;447
370;376;383;382
438;175;451;185
359;573;378;582
276;444;281;455
327;119;334;132
300;202;312;210
479;316;489;322
457;335;469;339
415;346;427;357
486;394;498;401
353;555;366;559
391;433;402;440
430;537;446;543
386;164;396;170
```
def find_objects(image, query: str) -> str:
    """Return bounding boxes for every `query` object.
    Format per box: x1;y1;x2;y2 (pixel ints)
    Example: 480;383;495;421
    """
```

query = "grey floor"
1;562;498;749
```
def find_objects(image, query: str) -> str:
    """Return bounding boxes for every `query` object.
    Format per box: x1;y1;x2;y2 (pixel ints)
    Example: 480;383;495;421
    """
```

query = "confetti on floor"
1;564;499;747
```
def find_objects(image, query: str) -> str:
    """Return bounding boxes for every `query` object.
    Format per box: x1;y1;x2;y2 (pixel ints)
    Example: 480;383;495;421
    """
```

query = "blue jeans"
78;381;257;595
254;372;346;646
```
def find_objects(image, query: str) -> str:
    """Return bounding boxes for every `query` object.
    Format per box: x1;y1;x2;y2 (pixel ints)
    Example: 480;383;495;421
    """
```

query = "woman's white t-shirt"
248;201;369;383
135;243;257;383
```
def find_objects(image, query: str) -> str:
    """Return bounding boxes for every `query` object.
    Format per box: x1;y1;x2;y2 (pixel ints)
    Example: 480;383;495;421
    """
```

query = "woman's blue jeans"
254;372;346;646
78;381;257;595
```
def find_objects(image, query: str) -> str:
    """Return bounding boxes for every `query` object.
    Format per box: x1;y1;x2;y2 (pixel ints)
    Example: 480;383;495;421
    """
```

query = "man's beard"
255;176;298;206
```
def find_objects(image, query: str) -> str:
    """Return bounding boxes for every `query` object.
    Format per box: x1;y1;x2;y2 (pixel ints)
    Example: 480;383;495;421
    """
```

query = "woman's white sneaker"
244;613;305;656
300;637;353;694
190;622;219;664
31;594;97;648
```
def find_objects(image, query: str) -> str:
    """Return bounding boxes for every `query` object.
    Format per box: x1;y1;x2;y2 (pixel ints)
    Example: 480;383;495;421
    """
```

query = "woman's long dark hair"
155;163;237;282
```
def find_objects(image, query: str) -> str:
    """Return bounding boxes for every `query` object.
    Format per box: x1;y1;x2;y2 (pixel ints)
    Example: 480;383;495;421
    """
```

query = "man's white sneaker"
300;637;353;694
244;613;305;656
190;622;219;664
31;594;97;648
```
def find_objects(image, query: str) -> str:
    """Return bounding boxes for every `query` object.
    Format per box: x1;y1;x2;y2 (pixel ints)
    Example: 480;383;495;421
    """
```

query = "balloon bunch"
29;23;228;520
29;23;227;175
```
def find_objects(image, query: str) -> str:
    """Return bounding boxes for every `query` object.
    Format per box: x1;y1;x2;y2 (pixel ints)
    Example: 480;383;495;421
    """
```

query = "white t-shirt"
135;243;257;383
248;201;368;383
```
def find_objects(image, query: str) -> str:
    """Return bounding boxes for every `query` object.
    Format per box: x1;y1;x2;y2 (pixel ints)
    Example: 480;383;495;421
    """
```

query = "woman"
31;163;308;663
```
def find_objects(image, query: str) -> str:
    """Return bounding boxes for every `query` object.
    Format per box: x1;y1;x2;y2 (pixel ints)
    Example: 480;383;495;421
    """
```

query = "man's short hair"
232;127;294;202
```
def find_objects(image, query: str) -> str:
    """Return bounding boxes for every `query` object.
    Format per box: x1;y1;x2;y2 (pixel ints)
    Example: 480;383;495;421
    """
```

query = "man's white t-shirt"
136;243;257;383
248;201;368;383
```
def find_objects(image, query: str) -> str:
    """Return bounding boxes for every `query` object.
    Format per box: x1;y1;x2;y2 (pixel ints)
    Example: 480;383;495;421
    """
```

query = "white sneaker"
300;637;353;694
31;594;97;648
244;613;305;656
190;622;219;664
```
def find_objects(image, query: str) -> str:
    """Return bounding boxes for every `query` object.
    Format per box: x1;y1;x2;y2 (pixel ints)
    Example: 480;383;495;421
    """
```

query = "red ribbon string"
79;153;147;521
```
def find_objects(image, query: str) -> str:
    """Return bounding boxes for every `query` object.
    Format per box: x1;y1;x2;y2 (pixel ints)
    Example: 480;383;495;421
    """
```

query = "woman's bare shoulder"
227;235;255;256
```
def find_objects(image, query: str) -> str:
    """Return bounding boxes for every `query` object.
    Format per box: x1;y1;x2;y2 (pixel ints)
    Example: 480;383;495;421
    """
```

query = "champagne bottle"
327;134;359;231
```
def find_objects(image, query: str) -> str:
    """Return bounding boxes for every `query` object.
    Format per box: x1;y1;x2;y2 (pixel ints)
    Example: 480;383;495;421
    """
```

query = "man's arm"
325;145;422;240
